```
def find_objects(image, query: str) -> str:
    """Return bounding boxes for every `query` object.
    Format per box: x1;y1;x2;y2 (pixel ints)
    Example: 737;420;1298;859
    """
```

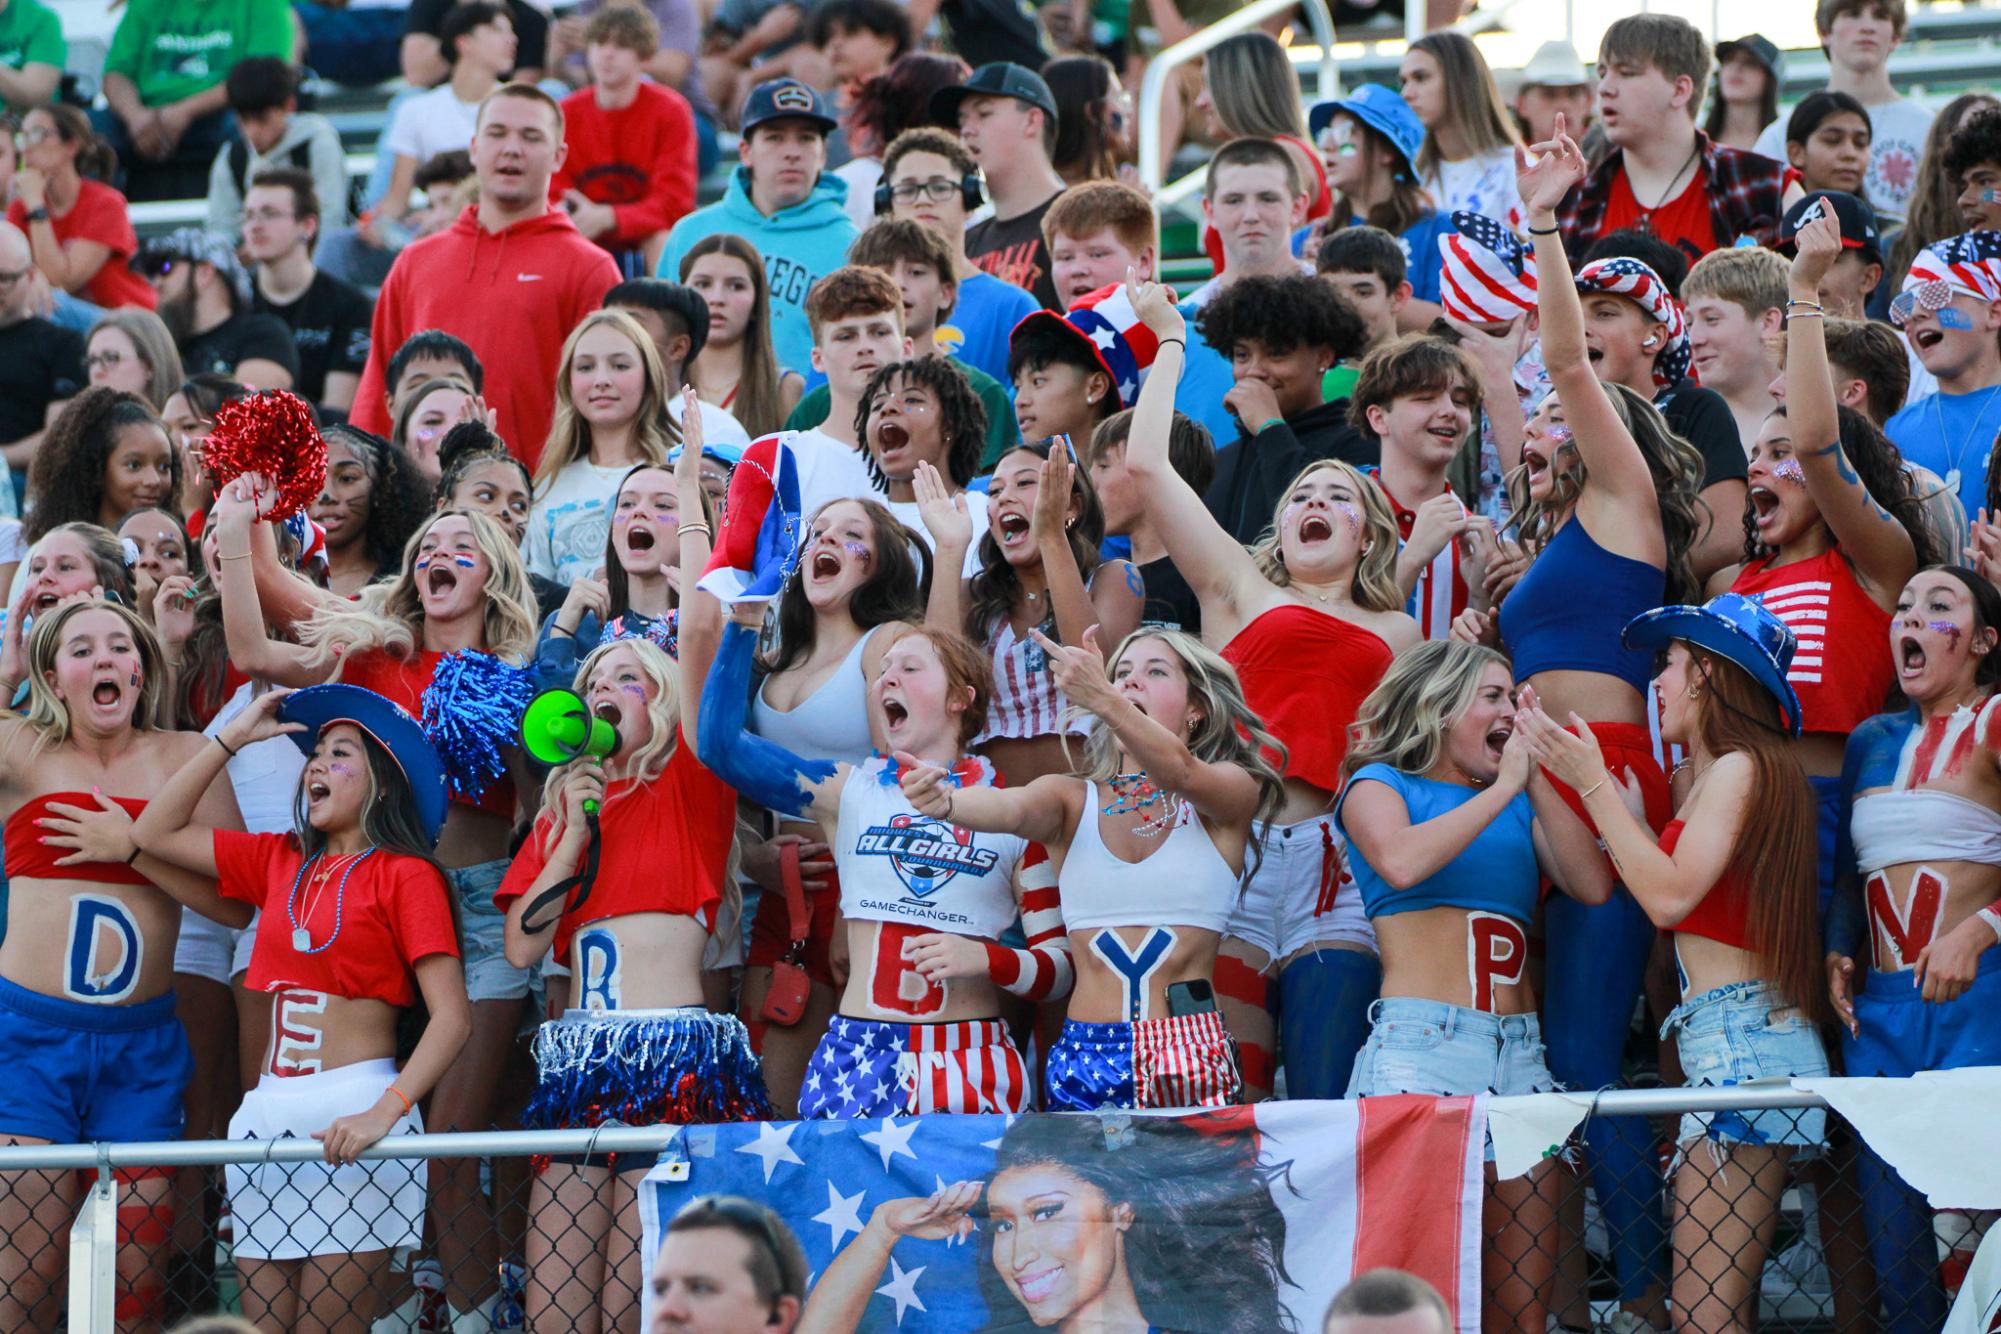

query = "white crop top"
1058;784;1239;934
1850;788;2001;875
835;754;1027;940
750;624;883;766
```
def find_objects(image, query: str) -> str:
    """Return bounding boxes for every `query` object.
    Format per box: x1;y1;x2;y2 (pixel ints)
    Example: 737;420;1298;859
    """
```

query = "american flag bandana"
1904;228;2001;304
1438;211;1538;324
1574;256;1691;388
697;432;802;604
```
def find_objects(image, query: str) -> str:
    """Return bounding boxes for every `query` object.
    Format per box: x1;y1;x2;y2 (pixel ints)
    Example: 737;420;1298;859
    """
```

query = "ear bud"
1642;334;1661;349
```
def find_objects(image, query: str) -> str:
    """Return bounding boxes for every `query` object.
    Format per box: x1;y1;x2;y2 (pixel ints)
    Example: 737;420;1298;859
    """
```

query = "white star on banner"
875;1257;928;1324
1090;326;1117;350
734;1122;804;1184
812;1180;867;1250
979;1115;1017;1151
861;1115;920;1171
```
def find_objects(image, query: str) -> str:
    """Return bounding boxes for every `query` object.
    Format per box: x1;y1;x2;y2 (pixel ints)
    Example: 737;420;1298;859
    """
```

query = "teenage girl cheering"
1121;271;1419;1104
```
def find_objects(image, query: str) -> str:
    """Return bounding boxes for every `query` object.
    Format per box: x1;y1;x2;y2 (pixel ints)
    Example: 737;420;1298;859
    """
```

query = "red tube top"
4;793;152;884
1222;603;1395;792
1659;819;1755;951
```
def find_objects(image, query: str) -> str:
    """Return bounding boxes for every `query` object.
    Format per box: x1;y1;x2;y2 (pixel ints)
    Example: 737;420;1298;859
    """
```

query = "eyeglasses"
18;126;50;147
239;208;297;225
889;178;961;204
85;350;127;371
1890;278;1957;326
137;258;177;282
0;265;27;285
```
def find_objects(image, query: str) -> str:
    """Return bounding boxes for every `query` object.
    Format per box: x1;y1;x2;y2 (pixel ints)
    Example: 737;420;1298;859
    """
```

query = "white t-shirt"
834;157;883;231
1424;148;1520;224
886;489;987;579
383;84;483;166
697;398;752;450
1752;95;1933;221
524;457;628;585
790;427;880;524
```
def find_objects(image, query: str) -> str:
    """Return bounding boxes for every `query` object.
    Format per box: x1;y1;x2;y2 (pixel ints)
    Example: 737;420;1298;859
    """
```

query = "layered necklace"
286;848;378;953
1103;770;1183;838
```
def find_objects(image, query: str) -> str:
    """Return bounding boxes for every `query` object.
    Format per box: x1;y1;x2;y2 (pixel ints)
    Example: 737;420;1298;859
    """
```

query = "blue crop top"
1497;518;1663;694
1334;765;1540;922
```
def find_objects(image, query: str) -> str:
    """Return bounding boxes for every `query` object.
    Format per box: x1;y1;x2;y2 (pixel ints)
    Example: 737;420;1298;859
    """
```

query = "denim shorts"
1347;997;1560;1099
449;859;533;1003
1661;980;1828;1154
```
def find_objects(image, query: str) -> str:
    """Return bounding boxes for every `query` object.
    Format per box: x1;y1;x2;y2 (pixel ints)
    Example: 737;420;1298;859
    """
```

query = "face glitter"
1938;308;1977;331
1772;458;1806;486
1928;620;1963;646
841;541;873;565
1332;501;1363;536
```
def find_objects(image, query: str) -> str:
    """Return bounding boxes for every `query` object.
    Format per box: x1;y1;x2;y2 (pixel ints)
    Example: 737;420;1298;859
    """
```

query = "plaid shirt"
1558;131;1798;258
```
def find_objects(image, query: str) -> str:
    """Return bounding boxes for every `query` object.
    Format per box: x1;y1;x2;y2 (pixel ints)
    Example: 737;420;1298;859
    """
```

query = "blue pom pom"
421;650;533;801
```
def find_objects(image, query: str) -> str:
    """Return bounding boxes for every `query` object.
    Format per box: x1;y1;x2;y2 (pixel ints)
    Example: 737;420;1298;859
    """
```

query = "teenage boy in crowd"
1088;406;1215;635
1174;138;1315;451
1558;13;1802;262
553;4;698;269
1682;244;1786;451
244;168;373;418
136;227;300;389
1198;271;1371;544
1045;180;1158;306
206;58;350;241
1947;109;2001;235
1753;1;1932;222
1512;40;1595;146
1885;231;2001;518
1773;190;1884;320
879;126;1038;387
795;218;1018;465
933;62;1068;309
1316;226;1411;401
382;328;483;425
786;266;909;521
353;85;621;460
370;3;517;250
659;77;857;377
603;277;754;447
1354;334;1487;641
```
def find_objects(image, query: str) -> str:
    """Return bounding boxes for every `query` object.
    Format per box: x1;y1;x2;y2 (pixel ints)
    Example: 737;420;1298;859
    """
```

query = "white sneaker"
1597;1311;1665;1334
371;1293;422;1334
1761;1234;1832;1297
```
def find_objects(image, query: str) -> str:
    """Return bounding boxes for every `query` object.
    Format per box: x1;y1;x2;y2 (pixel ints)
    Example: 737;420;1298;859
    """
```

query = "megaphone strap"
520;810;603;935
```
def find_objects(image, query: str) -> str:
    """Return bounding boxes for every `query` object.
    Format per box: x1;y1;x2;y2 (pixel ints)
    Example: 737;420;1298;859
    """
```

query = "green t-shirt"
0;0;65;73
1323;362;1361;405
785;358;1022;473
105;0;291;106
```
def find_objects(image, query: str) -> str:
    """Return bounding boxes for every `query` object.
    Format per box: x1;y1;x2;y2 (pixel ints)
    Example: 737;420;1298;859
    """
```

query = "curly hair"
1890;95;2000;284
1506;384;1708;605
966;438;1106;644
1249;459;1405;612
323;424;439;583
764;496;925;676
27;388;178;542
974;1113;1297;1334
1748;405;1937;569
1195;272;1368;362
856;359;987;490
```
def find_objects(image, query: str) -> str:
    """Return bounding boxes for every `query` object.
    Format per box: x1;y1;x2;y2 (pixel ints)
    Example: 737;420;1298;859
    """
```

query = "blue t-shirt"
1886;384;2001;519
942;270;1038;390
1172;296;1237;454
1292;212;1457;305
1334;764;1538;922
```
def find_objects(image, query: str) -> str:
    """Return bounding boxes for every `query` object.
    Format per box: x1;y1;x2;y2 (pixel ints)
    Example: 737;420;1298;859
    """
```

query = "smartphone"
1166;979;1217;1018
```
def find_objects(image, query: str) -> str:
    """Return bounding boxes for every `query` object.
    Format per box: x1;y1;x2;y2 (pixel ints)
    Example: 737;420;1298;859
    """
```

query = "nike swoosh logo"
517;274;543;282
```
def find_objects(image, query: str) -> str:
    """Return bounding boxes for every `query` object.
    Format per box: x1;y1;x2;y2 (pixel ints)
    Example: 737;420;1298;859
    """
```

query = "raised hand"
870;1181;983;1243
913;460;972;554
1788;197;1845;291
1031;445;1076;550
1515;113;1587;216
894;749;956;819
1124;266;1184;339
218;686;304;752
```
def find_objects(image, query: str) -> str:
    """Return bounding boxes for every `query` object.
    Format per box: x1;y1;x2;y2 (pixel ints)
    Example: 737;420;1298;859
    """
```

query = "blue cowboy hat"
1308;84;1424;179
278;684;450;845
1622;593;1803;736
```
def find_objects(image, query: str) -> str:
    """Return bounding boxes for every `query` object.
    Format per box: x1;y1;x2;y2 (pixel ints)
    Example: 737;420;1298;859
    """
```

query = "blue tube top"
1498;518;1664;693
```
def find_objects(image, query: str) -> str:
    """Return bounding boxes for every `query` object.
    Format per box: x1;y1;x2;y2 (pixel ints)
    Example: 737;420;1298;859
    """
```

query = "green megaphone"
520;688;621;768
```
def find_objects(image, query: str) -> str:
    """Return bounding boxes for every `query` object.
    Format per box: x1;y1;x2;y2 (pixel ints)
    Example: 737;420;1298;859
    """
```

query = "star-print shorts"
1044;1011;1242;1112
797;1016;1030;1119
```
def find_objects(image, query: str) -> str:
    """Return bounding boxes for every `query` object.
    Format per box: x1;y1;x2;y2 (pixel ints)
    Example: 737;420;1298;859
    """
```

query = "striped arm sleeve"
985;841;1073;1002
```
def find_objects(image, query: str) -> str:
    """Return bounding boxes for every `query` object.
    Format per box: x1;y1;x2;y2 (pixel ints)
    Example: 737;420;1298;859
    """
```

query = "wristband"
1257;416;1286;434
1979;901;2001;944
679;522;713;539
386;1084;413;1116
1526;223;1561;236
552;622;575;639
26;207;50;224
1784;298;1824;311
1158;337;1186;352
215;735;239;758
125;845;141;866
1577;778;1606;800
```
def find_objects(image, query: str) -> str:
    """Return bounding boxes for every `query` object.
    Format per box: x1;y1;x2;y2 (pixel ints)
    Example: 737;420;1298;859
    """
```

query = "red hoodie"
551;82;698;250
350;206;620;467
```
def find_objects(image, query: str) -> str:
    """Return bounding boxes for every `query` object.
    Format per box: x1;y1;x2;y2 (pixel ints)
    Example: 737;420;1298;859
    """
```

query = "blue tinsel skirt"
525;1006;773;1139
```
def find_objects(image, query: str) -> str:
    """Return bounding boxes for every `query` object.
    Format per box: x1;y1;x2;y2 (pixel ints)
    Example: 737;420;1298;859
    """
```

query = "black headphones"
874;169;985;217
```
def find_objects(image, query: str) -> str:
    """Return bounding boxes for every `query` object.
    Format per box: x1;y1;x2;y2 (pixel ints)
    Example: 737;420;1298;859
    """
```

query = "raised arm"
212;477;339;686
912;461;970;631
694;603;844;828
1034;447;1134;659
673;389;720;750
1527;767;1615;904
1340;737;1531;891
131;689;301;887
899;758;1080;849
1784;202;1917;602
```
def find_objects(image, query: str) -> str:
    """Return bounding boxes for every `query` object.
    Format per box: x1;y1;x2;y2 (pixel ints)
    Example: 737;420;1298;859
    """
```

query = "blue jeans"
1349;997;1558;1098
89;105;236;199
1278;945;1379;1100
1541;886;1666;1300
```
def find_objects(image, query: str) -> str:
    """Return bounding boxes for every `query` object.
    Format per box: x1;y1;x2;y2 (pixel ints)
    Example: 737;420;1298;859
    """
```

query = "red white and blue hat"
278;684;450;844
1622;593;1802;736
1008;282;1162;410
1574;256;1690;388
1439;210;1538;325
1903;228;2001;304
697;433;803;604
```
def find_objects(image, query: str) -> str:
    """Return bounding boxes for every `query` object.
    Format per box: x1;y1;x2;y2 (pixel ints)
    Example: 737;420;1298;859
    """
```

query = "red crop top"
339;648;517;819
495;728;737;966
1731;546;1894;737
1659;820;1756;952
5;794;151;884
1222;604;1394;792
214;829;460;1007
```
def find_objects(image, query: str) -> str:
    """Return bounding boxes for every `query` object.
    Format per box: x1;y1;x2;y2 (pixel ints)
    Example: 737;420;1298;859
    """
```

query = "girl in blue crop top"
1335;640;1612;1330
897;626;1286;1112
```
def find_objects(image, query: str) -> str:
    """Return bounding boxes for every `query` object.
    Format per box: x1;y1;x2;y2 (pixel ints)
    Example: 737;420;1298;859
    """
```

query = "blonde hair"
296;510;537;668
1683;246;1787;317
22;599;173;753
1343;639;1510;780
1250;460;1404;612
86;309;184;411
535;309;674;491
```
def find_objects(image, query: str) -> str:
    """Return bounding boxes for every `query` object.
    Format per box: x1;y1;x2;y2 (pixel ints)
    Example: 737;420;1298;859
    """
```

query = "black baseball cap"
1777;191;1882;263
741;78;837;135
930;62;1058;126
1715;34;1782;82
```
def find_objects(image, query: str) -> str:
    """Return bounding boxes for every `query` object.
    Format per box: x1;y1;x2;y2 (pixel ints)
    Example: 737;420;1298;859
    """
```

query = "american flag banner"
1438;211;1538;325
697;432;803;604
639;1098;1487;1333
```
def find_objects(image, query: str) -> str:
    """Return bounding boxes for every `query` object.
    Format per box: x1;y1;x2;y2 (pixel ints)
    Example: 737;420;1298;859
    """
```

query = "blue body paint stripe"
695;622;835;819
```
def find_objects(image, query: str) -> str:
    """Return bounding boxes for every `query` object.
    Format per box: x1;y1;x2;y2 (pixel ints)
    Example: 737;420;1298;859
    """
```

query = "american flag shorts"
1044;1010;1242;1112
798;1015;1030;1119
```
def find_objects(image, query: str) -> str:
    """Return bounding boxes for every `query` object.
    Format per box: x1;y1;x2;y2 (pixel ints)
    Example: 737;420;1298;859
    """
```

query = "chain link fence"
0;1090;1985;1333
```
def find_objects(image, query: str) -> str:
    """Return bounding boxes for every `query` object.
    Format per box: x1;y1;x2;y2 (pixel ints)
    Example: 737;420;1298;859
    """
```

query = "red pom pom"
201;391;327;521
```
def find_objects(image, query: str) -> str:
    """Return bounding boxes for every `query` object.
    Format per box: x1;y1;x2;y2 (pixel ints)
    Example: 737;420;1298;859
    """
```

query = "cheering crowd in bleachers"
3;0;2001;1330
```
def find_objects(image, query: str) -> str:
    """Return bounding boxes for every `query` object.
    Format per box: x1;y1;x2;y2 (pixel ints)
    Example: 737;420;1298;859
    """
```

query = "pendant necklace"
287;848;377;953
1103;770;1182;838
1933;388;2001;496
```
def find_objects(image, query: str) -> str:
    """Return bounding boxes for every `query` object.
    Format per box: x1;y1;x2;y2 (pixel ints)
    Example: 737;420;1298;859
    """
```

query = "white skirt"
225;1058;426;1260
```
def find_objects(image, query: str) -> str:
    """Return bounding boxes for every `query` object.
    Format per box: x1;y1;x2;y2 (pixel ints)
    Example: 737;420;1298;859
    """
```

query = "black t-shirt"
1204;396;1378;547
406;0;549;74
1135;555;1201;637
254;270;373;410
181;312;303;386
966;193;1060;310
0;317;84;445
939;0;1048;70
1655;379;1748;491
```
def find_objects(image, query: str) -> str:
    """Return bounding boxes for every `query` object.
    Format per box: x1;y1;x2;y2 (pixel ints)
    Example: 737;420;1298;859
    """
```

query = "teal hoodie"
657;167;860;382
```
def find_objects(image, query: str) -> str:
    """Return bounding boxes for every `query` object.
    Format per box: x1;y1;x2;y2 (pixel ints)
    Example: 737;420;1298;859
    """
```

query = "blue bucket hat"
1622;593;1803;736
278;684;451;846
1308;85;1424;180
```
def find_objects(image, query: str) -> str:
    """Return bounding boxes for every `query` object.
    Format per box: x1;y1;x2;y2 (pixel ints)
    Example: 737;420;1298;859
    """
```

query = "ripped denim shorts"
1661;979;1828;1157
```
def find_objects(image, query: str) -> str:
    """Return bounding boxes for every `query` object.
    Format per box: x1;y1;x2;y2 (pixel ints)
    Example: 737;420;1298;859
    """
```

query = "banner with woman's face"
638;1099;1486;1334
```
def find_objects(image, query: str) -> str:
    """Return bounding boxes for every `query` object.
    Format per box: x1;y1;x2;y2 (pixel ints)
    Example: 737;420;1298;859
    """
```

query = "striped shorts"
1045;1010;1242;1112
798;1016;1030;1119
